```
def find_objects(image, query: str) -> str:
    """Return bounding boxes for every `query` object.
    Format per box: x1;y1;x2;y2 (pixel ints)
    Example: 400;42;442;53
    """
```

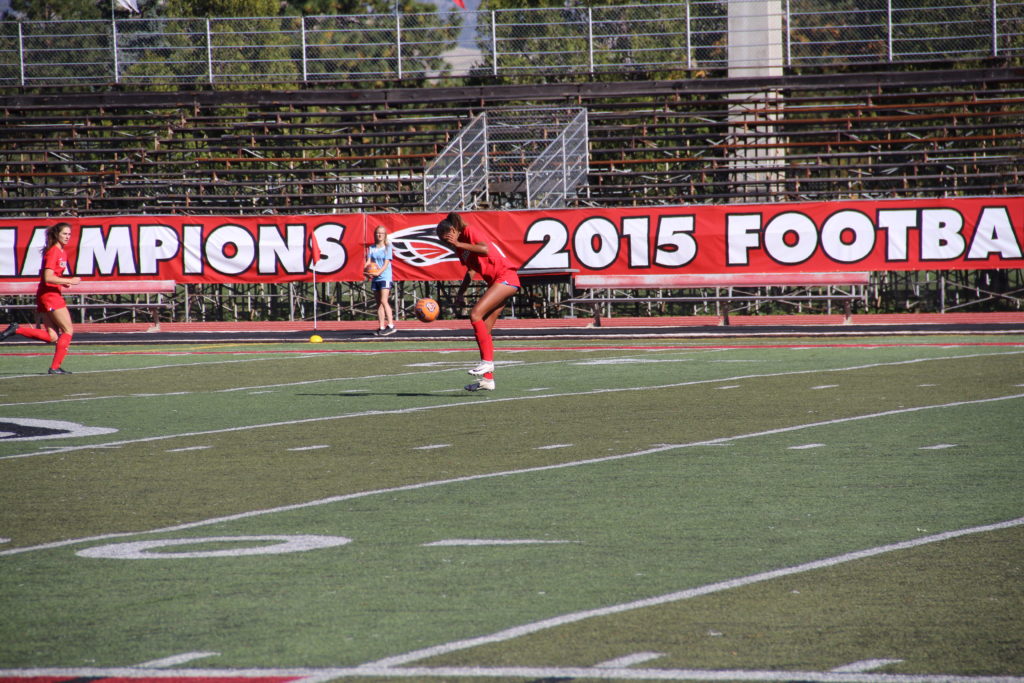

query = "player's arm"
43;268;80;288
454;271;472;308
440;227;488;257
449;238;489;256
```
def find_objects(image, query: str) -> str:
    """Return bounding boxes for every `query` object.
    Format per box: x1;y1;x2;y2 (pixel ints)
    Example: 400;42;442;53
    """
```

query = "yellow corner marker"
309;334;323;343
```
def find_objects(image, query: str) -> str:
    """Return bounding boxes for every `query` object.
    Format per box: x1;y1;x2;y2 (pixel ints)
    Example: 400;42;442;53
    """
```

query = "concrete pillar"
727;0;785;202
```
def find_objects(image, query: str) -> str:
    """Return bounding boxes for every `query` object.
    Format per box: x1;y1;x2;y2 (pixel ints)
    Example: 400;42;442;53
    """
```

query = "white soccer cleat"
468;360;494;376
464;378;495;392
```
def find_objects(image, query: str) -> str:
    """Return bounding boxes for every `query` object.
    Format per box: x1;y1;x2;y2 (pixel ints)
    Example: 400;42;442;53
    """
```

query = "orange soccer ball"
414;297;440;323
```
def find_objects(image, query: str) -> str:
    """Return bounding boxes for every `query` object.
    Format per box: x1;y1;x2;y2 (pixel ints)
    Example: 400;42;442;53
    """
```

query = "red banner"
1;197;1020;284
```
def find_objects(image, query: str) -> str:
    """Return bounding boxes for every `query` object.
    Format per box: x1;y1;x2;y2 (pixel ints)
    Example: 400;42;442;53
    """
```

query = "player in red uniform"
436;212;521;392
0;222;81;374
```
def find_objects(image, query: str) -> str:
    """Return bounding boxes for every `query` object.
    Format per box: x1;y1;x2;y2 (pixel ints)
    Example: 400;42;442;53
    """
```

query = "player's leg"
7;315;57;343
466;282;517;385
44;308;74;374
379;286;395;335
373;285;387;334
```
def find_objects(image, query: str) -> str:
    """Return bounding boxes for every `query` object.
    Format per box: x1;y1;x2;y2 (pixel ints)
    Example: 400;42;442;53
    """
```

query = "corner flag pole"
309;232;322;331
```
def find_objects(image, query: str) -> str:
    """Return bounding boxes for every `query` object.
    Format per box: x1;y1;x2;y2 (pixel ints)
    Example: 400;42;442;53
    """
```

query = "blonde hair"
373;225;390;246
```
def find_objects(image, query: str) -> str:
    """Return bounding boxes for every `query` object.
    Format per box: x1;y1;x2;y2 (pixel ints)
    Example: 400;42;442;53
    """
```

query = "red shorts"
491;268;521;289
37;291;67;313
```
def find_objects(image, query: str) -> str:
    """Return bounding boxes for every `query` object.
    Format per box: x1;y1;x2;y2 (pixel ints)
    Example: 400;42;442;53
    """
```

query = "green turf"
0;335;1021;679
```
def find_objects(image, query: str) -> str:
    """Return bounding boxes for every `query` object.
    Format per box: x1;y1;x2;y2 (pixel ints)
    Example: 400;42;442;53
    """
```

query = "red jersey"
456;224;518;285
37;243;68;299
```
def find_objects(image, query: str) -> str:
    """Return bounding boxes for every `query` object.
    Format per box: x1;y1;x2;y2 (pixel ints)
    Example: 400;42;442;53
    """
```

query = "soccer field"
1;333;1022;682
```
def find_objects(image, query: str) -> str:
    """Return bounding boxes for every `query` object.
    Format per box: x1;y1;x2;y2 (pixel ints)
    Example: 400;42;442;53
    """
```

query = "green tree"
5;0;106;21
162;0;280;17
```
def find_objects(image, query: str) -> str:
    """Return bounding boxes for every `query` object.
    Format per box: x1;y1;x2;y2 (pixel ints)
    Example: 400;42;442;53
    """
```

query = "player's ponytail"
446;212;465;231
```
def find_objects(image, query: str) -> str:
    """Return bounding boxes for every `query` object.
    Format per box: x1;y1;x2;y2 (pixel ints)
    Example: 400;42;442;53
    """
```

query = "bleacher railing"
1;0;1021;87
423;107;589;212
423;112;488;213
526;108;589;210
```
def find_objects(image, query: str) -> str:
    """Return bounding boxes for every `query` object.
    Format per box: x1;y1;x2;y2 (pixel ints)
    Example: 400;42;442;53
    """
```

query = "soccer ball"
364;263;382;278
414;298;440;323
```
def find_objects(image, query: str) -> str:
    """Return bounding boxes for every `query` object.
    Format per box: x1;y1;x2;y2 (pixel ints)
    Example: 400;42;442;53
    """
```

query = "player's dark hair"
43;222;71;255
435;219;453;240
446;212;465;230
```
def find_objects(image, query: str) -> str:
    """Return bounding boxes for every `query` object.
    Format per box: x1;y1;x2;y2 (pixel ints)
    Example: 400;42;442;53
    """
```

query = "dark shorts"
371;279;392;292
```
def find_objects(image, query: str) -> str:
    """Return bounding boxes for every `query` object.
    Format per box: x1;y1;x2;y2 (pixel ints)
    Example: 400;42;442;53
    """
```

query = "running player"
0;221;81;374
435;212;520;392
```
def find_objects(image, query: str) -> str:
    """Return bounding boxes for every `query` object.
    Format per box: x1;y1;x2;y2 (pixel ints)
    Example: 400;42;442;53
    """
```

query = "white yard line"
1;350;1021;462
2;391;1021;560
364;516;1024;670
2;662;1022;682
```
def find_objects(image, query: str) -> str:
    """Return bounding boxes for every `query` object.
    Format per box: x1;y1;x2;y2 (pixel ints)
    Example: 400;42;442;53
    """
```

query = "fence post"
112;19;120;84
17;22;25;86
206;18;214;84
991;0;998;57
886;0;893;61
300;16;308;82
587;7;594;73
491;11;498;77
685;0;692;69
395;12;403;80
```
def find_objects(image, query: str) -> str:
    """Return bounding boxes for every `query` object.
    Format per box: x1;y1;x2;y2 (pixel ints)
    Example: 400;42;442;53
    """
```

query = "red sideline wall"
1;197;1021;285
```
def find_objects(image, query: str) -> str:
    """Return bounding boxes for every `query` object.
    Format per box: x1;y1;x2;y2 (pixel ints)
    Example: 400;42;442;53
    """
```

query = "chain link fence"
1;0;1021;87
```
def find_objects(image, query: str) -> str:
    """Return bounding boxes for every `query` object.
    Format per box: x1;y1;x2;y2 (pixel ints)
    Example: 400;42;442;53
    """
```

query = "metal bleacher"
0;68;1019;218
423;107;589;212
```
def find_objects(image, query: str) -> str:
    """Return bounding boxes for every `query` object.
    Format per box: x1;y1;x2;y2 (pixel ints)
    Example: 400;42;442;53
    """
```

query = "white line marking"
832;659;905;673
0;665;1021;683
0;538;10;544
536;444;573;450
574;358;695;366
165;446;211;453
2;392;1022;558
919;444;957;450
414;444;452;450
365;517;1024;669
595;652;665;668
287;445;331;452
2;350;1015;450
718;385;741;390
136;652;220;668
422;539;574;547
77;535;351;560
789;443;826;450
812;385;839;390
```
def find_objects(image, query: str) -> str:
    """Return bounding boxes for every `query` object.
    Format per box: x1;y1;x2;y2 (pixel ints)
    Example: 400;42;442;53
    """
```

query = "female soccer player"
0;221;82;374
364;224;395;336
436;212;520;392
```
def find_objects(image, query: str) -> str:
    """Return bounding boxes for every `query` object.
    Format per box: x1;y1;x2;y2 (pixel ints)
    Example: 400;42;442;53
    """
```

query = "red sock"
17;326;52;342
52;333;72;370
471;319;493;362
